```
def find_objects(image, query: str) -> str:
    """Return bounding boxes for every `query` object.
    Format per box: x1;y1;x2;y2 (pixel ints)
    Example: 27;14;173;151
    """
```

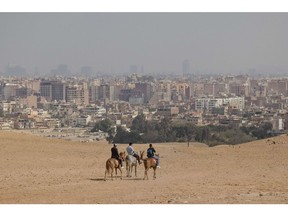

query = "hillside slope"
1;131;288;204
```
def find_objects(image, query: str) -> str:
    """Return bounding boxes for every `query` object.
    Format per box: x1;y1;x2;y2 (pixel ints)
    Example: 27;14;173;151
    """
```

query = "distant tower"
51;64;70;76
129;65;138;74
182;59;190;75
81;66;93;76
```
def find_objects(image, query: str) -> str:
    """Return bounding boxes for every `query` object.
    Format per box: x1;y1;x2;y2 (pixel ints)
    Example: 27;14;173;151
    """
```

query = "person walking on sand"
126;142;142;165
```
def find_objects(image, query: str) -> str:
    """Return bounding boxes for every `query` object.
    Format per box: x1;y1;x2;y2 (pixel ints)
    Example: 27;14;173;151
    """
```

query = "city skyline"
0;13;288;76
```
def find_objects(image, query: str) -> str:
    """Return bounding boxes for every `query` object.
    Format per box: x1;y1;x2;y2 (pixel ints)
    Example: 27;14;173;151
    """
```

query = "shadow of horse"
124;177;143;181
89;178;105;181
89;176;124;181
89;176;143;181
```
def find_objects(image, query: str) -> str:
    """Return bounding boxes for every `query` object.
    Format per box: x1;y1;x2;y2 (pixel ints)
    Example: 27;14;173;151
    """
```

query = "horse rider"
147;143;160;168
111;143;124;168
126;142;142;165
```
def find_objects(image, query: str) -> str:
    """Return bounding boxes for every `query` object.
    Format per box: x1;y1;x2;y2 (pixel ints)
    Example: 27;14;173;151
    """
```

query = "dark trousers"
112;157;122;167
133;153;141;163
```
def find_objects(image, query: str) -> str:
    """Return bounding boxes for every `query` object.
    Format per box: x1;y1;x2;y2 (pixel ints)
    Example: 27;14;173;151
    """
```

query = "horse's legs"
104;169;108;181
144;169;149;180
153;167;156;179
127;165;130;177
110;168;114;180
135;165;137;177
126;161;129;177
115;167;117;177
119;167;123;180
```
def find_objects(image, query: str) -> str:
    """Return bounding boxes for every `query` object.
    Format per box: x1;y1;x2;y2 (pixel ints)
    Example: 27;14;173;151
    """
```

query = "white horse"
125;152;139;178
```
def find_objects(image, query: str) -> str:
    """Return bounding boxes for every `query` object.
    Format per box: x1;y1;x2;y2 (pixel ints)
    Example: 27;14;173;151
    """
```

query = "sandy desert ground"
1;130;288;204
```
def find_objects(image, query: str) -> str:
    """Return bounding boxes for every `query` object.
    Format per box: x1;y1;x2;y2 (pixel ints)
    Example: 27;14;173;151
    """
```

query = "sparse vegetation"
102;115;275;146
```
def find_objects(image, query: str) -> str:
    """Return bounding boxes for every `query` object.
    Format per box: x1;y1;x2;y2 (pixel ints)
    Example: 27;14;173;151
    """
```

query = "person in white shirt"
126;142;142;165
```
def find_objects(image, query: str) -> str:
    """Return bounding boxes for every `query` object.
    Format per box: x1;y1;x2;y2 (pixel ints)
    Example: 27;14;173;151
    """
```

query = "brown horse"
140;151;158;180
104;151;126;181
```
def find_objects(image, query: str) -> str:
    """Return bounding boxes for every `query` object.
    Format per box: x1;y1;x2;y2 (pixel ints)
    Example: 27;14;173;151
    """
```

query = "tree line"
91;114;274;146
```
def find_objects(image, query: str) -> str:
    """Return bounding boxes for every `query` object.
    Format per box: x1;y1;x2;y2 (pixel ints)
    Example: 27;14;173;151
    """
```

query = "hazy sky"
0;13;288;75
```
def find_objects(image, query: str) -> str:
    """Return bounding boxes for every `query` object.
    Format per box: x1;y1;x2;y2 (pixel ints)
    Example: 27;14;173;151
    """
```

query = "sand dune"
1;130;288;204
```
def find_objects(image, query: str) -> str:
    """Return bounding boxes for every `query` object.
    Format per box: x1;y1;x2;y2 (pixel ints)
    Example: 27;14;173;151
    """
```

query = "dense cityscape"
2;11;288;208
0;61;287;145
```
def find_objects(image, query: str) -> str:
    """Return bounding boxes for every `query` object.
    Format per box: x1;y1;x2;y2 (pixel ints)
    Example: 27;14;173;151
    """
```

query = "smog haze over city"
1;12;288;77
3;2;288;212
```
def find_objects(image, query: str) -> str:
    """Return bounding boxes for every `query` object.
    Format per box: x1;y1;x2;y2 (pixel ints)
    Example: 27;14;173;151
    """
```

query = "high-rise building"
66;84;89;105
89;85;100;103
129;65;138;74
5;65;26;76
99;84;115;101
3;84;19;100
40;81;66;102
81;66;94;77
135;82;153;103
52;82;66;101
40;81;52;101
66;86;77;104
26;80;41;93
267;79;287;95
51;64;70;76
182;59;190;75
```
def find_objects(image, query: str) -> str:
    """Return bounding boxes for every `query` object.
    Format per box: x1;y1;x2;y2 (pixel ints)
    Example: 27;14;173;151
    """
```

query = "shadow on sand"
89;177;143;181
89;178;106;181
124;177;143;181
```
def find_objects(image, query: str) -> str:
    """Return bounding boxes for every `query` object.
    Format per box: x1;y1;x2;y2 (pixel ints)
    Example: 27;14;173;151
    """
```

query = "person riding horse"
147;143;160;168
126;142;142;165
111;143;124;168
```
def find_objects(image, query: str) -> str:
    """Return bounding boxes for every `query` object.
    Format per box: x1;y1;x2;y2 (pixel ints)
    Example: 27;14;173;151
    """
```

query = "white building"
195;96;245;111
272;116;283;131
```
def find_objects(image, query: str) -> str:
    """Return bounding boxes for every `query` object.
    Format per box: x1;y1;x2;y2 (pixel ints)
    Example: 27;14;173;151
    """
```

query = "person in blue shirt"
147;144;160;168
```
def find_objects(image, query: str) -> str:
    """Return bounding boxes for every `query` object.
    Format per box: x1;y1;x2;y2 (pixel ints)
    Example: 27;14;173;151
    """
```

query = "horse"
104;151;126;181
140;151;158;180
125;152;139;178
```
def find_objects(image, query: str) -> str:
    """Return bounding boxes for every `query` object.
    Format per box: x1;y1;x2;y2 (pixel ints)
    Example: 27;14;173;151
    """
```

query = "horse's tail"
106;159;113;171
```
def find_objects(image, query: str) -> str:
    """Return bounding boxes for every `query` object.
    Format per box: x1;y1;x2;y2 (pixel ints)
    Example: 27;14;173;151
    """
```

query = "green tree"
157;117;172;142
201;126;210;143
142;129;160;143
173;125;187;141
131;114;147;133
91;119;113;133
172;123;196;145
251;122;272;139
112;126;142;143
185;123;196;146
113;126;130;143
91;119;115;143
